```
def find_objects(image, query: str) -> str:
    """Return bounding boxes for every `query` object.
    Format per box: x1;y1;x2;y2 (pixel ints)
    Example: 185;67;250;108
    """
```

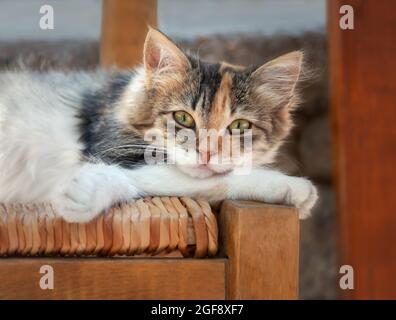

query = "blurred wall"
0;0;102;41
159;0;325;38
0;0;325;41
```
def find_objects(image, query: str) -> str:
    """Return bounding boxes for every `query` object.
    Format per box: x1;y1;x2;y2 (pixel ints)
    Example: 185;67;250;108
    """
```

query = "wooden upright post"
219;201;299;299
329;0;396;299
100;0;157;69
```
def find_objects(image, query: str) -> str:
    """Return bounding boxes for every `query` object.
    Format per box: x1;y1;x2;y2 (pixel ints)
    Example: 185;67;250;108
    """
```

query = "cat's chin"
176;164;232;179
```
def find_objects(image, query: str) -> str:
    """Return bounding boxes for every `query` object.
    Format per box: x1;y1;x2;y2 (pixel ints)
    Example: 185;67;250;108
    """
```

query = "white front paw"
285;177;318;219
53;164;139;223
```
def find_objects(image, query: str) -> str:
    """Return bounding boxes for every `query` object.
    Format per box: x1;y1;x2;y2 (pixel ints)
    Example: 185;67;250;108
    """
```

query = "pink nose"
199;150;211;164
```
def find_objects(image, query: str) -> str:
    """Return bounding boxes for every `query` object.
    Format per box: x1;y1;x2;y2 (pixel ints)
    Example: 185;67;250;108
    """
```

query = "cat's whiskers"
93;144;167;158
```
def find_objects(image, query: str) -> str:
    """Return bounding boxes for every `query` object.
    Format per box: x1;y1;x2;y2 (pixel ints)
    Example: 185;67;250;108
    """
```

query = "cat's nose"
199;150;212;164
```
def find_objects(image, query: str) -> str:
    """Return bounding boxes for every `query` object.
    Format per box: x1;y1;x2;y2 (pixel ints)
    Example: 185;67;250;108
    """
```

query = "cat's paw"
53;163;139;223
285;177;318;219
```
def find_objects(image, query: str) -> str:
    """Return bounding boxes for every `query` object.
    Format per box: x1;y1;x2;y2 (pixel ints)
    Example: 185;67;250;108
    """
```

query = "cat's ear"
143;27;190;74
251;51;303;109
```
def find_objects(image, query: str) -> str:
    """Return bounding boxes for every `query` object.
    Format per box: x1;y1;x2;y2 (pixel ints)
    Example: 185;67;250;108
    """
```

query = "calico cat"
0;28;317;223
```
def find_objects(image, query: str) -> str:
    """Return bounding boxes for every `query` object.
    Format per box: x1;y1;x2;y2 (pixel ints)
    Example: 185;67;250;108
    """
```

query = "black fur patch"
188;57;222;112
230;69;254;114
78;71;148;169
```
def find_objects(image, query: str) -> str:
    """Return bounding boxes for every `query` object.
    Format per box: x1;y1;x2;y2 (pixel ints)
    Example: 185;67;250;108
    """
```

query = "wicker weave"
0;197;218;258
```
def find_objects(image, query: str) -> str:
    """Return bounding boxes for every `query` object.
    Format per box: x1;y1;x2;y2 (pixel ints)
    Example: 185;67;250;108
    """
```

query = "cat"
0;28;317;223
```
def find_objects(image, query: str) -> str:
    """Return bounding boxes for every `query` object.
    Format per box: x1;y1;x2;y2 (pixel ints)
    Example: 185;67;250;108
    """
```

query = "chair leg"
219;200;299;300
100;0;157;69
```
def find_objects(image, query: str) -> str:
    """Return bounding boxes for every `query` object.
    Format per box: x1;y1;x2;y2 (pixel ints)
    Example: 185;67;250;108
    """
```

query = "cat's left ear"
143;27;190;75
251;51;303;109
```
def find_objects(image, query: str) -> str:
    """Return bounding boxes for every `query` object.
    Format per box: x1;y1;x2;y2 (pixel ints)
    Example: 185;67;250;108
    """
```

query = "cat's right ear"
250;51;303;110
143;27;190;75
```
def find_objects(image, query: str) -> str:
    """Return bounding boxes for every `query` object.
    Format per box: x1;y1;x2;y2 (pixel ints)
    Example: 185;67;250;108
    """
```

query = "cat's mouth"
167;146;236;178
177;163;232;179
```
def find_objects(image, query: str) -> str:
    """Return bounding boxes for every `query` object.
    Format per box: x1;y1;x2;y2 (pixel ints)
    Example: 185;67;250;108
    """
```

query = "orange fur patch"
219;61;245;72
208;72;232;130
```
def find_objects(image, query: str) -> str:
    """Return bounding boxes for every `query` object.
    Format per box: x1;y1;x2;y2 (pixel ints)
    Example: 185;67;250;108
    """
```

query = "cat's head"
116;28;303;178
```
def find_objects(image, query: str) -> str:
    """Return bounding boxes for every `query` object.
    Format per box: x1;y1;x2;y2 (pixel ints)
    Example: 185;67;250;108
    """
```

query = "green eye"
228;119;251;133
174;111;195;128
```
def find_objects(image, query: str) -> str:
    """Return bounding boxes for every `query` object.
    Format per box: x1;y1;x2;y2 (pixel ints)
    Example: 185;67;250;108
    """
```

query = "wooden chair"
0;199;298;299
0;0;300;300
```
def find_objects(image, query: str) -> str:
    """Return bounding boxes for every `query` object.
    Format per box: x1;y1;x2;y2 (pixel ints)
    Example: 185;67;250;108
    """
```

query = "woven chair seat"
0;197;218;258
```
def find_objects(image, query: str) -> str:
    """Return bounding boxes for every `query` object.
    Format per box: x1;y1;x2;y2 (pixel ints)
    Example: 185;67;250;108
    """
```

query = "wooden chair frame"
0;201;299;299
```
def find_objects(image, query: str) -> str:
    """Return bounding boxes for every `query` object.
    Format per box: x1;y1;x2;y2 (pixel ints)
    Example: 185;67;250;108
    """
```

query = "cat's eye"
173;111;195;128
228;119;251;133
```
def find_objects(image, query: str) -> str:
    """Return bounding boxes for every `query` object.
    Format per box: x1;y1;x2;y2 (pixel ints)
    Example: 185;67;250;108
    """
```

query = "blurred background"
2;0;394;300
